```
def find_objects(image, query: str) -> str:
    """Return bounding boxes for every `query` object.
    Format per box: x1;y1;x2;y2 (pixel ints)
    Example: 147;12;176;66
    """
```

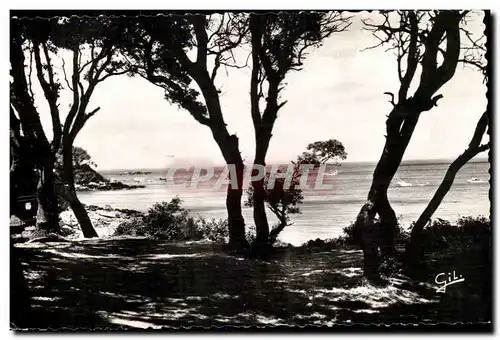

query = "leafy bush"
245;224;257;245
143;197;190;240
113;197;230;243
182;217;205;241
417;215;491;251
341;217;409;247
195;217;228;243
300;238;348;251
114;217;148;237
341;222;362;246
457;215;490;244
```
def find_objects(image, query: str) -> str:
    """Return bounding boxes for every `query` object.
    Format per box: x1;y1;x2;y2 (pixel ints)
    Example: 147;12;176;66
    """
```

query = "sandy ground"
10;204;491;330
13;236;490;330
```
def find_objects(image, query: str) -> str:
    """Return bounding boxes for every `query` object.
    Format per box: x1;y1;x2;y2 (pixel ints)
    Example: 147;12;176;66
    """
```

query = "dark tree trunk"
67;189;98;238
251;118;275;255
193;73;249;251
356;143;401;270
252;177;270;255
10;113;21;217
269;220;287;246
62;142;98;238
222;136;249;250
355;104;419;279
375;187;398;258
35;158;59;233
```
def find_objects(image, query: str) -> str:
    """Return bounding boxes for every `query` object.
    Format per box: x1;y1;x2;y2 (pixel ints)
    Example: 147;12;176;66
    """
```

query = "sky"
32;12;488;170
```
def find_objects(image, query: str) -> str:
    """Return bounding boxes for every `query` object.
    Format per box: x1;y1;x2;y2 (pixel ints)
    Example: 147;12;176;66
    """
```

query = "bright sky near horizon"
32;12;488;170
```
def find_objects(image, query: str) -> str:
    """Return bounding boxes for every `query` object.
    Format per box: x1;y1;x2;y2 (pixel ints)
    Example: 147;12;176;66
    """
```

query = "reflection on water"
79;160;490;245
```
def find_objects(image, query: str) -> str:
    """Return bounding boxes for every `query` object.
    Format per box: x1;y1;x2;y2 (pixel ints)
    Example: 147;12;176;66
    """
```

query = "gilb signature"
435;271;465;293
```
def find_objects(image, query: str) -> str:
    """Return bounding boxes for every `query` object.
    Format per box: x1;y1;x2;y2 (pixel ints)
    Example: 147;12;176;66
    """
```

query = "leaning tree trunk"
356;136;406;265
406;112;489;272
355;104;419;279
356;159;398;280
269;218;287;246
62;142;98;238
66;190;98;238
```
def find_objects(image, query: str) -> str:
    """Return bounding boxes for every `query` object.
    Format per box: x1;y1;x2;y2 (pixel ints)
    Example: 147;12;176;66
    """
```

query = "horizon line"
98;156;489;172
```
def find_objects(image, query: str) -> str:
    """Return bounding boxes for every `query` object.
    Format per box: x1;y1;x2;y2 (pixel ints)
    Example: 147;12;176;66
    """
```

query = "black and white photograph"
8;7;492;331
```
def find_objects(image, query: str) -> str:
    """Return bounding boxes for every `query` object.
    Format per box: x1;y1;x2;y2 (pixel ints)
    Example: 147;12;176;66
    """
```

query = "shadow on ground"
12;238;491;330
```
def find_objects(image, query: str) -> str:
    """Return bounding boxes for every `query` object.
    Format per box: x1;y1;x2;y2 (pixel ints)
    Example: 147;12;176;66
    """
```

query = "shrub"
457;215;490;244
245;224;257;245
195;217;228;243
113;198;231;243
143;197;190;240
342;217;409;247
341;222;362;246
418;215;491;251
114;217;147;237
182;217;204;241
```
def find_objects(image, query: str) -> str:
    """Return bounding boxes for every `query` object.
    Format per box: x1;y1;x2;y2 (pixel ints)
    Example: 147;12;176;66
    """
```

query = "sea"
78;159;491;246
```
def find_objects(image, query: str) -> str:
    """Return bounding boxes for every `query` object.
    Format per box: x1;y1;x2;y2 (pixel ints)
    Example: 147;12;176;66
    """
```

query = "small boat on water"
467;177;482;183
323;170;339;176
394;177;413;187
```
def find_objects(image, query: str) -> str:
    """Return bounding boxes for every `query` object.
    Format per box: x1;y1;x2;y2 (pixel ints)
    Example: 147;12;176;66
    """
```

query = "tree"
121;14;251;250
354;11;467;280
245;140;347;248
248;12;351;255
69;146;97;169
11;19;59;233
406;16;489;271
10;16;131;237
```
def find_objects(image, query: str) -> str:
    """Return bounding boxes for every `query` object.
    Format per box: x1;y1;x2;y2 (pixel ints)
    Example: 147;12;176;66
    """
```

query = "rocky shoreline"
75;180;145;192
12;204;145;242
59;204;145;239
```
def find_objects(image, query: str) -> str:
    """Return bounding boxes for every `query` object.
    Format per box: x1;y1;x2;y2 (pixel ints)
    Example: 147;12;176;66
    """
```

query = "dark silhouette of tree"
246;140;347;248
248;12;351;255
55;146;107;184
10;106;39;221
120;14;251;250
406;112;489;271
354;11;469;280
11;20;59;234
406;18;488;271
10;16;131;237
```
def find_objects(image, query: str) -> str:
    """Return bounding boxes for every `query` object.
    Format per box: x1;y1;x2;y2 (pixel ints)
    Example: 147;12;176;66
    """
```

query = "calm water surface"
78;160;490;245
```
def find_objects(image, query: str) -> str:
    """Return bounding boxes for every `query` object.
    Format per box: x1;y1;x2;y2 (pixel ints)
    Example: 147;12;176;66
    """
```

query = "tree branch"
69;107;100;142
33;42;62;154
469;112;489;149
398;11;419;102
63;48;81;142
384;92;396;106
61;58;73;91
